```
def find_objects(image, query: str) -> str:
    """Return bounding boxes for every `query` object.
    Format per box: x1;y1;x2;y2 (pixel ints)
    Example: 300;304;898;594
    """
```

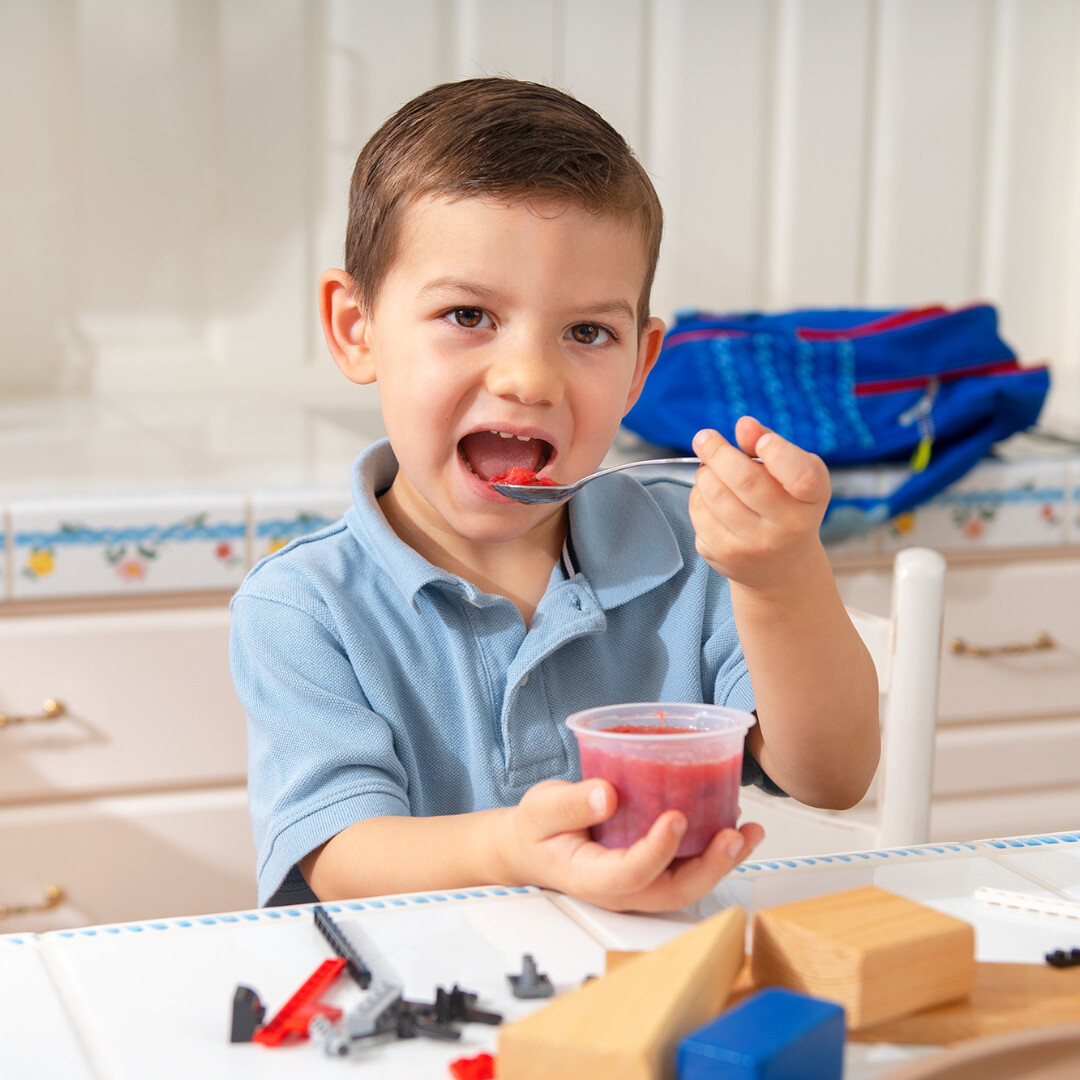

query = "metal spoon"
491;457;701;503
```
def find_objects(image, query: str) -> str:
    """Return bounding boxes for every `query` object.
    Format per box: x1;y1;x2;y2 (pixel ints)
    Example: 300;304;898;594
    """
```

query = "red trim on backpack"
663;328;750;348
796;306;949;341
854;359;1047;397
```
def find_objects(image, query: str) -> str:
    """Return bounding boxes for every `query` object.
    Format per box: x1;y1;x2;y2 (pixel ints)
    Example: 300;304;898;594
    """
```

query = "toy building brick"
750;885;975;1031
677;986;845;1080
498;904;746;1080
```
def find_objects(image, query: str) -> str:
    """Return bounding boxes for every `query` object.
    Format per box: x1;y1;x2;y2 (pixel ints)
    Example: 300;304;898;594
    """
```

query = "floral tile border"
0;487;352;602
1068;459;1080;546
9;492;249;600
1;451;1076;601
880;456;1068;553
249;487;350;564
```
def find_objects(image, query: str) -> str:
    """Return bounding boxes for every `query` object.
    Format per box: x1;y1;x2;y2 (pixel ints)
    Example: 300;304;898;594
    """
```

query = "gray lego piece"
508;953;554;998
345;979;404;1039
308;1014;351;1057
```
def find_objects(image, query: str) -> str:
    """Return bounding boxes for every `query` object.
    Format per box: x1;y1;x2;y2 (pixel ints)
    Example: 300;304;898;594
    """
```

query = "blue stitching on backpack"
836;339;876;449
755;334;794;441
796;339;838;454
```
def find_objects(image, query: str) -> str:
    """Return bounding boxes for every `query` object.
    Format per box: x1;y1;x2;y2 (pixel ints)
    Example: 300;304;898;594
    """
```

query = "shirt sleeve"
230;591;411;905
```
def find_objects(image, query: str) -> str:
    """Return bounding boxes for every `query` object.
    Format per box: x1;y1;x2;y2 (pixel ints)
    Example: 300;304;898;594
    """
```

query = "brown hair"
344;77;663;331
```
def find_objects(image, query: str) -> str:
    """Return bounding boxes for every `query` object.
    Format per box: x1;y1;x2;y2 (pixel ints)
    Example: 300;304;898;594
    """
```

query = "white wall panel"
766;0;874;307
647;0;776;322
560;0;648;154
864;0;993;308
979;0;1080;431
0;0;79;395
1;0;1078;426
451;0;558;84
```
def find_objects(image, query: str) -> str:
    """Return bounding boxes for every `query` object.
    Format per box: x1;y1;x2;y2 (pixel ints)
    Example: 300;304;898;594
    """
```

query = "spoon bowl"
491;457;701;503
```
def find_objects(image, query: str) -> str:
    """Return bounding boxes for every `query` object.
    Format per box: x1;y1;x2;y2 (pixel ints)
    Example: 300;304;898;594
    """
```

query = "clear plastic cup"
566;703;756;858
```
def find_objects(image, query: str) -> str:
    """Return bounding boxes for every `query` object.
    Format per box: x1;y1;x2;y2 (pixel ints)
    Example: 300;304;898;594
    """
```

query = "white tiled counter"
0;395;379;603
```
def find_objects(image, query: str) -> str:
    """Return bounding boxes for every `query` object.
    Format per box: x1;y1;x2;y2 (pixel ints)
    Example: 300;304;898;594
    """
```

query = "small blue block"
676;987;844;1080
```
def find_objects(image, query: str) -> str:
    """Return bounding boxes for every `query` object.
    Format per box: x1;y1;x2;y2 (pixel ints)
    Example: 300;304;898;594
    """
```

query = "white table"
3;831;1078;1079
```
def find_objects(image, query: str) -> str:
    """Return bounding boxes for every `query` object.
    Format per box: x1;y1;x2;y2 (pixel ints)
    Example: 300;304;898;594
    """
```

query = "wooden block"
604;950;643;974
497;904;746;1080
750;886;975;1031
849;961;1080;1045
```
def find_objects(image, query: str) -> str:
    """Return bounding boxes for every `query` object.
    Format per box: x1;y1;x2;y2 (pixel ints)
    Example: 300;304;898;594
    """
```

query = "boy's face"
339;193;664;549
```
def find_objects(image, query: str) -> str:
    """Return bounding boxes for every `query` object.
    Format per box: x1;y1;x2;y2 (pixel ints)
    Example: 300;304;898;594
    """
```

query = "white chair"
740;546;947;857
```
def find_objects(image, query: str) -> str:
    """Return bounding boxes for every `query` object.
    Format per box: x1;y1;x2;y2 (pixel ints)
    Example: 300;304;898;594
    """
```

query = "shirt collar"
347;439;685;610
566;469;685;608
346;440;464;608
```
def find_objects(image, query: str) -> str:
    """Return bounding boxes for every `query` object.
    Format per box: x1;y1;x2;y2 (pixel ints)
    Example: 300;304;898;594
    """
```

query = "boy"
230;78;879;913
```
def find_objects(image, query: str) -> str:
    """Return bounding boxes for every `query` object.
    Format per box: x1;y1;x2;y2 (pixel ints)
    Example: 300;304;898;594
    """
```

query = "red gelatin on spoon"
489;467;559;487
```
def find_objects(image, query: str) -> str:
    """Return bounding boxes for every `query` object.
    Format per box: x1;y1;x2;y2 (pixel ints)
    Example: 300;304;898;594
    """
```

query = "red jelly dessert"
578;730;744;858
488;467;559;487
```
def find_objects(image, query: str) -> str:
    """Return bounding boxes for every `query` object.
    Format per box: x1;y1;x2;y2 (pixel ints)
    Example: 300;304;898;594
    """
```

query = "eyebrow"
417;277;501;303
418;277;637;324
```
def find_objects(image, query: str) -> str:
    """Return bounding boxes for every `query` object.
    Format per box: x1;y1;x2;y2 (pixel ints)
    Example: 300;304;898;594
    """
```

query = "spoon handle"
595;456;700;478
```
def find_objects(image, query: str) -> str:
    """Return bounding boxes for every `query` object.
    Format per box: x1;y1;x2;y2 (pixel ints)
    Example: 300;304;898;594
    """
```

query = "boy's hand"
689;416;830;591
499;778;763;912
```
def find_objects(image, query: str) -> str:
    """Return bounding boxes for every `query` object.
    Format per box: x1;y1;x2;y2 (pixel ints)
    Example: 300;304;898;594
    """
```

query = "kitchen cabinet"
832;547;1080;842
0;600;255;933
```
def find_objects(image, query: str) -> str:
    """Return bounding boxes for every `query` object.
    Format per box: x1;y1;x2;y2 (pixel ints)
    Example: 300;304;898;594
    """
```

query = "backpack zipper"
898;377;939;472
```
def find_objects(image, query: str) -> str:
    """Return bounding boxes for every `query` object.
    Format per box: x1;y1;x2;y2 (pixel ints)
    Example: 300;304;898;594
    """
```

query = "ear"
319;269;376;385
623;315;666;414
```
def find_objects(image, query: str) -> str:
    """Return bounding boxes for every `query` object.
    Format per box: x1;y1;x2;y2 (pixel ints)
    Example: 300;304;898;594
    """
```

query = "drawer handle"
0;698;66;729
949;631;1056;658
0;884;66;920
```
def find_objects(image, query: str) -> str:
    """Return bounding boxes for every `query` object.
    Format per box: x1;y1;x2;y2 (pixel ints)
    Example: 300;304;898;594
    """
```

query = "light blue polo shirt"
231;439;767;906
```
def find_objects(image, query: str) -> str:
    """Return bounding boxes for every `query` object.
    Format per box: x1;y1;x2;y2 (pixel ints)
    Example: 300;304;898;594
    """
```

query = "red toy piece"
449;1051;496;1080
488;467;558;487
253;957;346;1046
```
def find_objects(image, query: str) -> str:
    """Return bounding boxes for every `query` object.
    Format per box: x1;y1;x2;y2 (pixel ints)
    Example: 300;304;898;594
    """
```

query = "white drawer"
0;785;256;933
0;607;246;802
834;555;1080;724
931;715;1080;797
936;560;1080;723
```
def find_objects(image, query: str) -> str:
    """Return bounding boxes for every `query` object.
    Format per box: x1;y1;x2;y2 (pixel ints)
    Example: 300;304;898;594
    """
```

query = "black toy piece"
1045;947;1080;968
433;984;503;1026
230;984;266;1042
508;953;554;999
312;904;373;988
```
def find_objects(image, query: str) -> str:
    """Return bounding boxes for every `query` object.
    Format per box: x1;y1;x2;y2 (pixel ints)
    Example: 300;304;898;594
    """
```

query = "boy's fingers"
659;824;764;905
737;417;829;506
733;414;768;457
522;778;614;838
590;810;687;893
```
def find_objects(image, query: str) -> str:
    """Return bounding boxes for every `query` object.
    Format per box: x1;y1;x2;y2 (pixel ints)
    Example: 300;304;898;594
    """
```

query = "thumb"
520;778;615;839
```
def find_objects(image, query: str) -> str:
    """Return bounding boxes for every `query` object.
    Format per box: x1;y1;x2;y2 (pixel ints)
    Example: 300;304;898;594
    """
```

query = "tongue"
459;431;543;482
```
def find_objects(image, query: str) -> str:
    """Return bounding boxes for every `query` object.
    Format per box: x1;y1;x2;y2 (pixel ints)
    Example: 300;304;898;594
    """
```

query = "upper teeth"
491;430;532;441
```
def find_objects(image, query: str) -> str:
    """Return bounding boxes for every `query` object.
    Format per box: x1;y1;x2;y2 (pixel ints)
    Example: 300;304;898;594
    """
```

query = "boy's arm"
301;779;762;912
691;419;880;810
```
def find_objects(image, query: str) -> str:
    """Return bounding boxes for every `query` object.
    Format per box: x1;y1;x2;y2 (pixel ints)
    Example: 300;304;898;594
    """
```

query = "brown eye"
451;307;485;328
569;323;611;345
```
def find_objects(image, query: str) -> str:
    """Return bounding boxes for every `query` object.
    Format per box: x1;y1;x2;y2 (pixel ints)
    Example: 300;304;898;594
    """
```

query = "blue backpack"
622;304;1050;540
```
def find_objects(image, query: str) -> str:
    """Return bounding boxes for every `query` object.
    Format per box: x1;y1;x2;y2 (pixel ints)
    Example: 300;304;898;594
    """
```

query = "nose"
485;333;564;406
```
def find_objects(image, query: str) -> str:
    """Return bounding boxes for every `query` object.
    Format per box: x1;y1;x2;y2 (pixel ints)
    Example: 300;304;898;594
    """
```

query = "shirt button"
519;673;530;687
570;594;582;610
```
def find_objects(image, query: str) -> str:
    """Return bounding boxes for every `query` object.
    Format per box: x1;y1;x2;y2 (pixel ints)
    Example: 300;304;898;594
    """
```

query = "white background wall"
2;0;1079;431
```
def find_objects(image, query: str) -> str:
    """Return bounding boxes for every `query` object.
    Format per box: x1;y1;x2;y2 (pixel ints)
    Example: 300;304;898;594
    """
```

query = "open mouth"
458;430;554;483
